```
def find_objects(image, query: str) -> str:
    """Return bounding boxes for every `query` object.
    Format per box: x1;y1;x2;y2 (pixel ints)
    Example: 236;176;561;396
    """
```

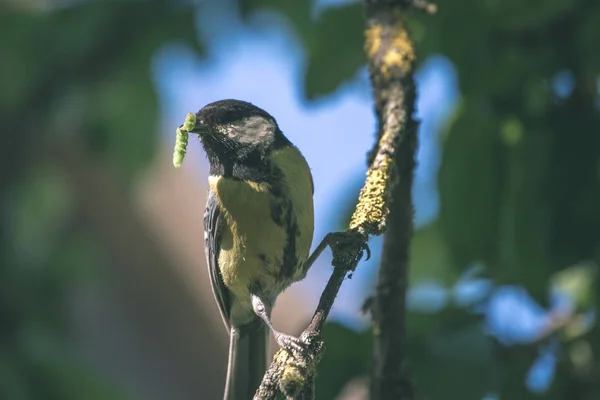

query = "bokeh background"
2;0;600;399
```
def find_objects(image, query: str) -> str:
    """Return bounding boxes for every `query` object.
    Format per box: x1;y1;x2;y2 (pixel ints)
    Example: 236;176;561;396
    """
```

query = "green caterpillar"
173;112;197;168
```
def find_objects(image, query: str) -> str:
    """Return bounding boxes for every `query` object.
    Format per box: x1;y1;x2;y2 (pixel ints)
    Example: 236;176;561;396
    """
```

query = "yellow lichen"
365;24;382;58
272;349;307;397
280;364;305;393
381;21;415;76
372;320;381;336
349;156;391;234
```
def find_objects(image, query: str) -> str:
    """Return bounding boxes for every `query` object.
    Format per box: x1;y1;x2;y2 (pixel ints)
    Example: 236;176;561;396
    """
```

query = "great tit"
190;100;315;400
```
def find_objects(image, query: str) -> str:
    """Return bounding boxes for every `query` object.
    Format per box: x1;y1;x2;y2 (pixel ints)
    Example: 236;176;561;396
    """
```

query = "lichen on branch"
350;7;416;236
365;15;415;79
362;2;433;400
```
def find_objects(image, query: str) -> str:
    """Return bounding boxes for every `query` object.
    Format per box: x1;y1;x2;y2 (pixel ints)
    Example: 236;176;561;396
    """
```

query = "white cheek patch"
229;115;275;145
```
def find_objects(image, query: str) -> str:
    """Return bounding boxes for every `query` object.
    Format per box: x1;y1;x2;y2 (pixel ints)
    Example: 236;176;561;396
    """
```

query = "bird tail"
224;320;268;400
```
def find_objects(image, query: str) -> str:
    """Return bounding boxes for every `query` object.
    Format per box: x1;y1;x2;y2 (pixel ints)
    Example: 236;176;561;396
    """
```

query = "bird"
189;99;316;400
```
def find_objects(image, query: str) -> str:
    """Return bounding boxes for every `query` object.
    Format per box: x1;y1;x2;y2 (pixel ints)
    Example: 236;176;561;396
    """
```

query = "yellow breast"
208;146;314;303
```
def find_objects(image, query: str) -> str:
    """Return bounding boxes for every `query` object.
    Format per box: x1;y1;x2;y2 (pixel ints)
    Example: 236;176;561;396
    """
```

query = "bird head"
190;99;284;168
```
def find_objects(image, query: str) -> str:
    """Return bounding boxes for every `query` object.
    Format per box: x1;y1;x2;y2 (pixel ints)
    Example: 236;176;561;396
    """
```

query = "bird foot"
275;332;305;354
325;231;371;264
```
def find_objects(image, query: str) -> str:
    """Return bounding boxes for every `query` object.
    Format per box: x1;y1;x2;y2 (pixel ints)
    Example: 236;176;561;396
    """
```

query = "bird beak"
188;120;207;136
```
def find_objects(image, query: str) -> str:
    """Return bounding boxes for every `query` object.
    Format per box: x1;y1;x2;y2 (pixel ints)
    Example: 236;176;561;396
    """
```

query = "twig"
254;233;366;400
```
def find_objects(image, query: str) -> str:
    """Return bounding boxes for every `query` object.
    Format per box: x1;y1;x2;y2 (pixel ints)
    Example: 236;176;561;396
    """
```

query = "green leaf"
482;0;578;30
6;167;74;268
409;222;455;285
19;329;127;399
431;0;491;91
304;4;365;99
87;64;159;176
576;1;600;73
438;102;504;272
496;130;553;301
239;1;365;99
238;0;313;40
407;312;497;400
0;13;48;114
551;262;598;311
407;305;484;339
0;350;31;400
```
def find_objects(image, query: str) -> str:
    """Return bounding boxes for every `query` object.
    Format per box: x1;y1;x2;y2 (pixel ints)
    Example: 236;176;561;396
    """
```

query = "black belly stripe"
280;207;298;280
265;165;298;279
268;167;286;226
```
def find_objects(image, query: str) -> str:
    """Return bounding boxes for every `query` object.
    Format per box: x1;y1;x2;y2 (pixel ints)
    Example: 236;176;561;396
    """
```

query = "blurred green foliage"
2;0;599;399
1;1;202;398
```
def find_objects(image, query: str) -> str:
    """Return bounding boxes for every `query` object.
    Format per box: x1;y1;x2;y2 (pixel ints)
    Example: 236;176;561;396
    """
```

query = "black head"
191;100;290;176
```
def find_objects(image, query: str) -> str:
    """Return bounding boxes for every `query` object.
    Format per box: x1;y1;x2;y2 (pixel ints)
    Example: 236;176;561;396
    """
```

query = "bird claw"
276;333;305;355
325;231;371;262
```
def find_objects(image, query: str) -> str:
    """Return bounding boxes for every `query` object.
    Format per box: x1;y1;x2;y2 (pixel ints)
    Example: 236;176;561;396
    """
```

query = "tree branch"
362;1;425;399
251;2;432;399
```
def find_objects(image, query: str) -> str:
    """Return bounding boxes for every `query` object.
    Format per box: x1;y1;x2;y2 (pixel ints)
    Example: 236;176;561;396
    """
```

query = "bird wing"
204;189;231;331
